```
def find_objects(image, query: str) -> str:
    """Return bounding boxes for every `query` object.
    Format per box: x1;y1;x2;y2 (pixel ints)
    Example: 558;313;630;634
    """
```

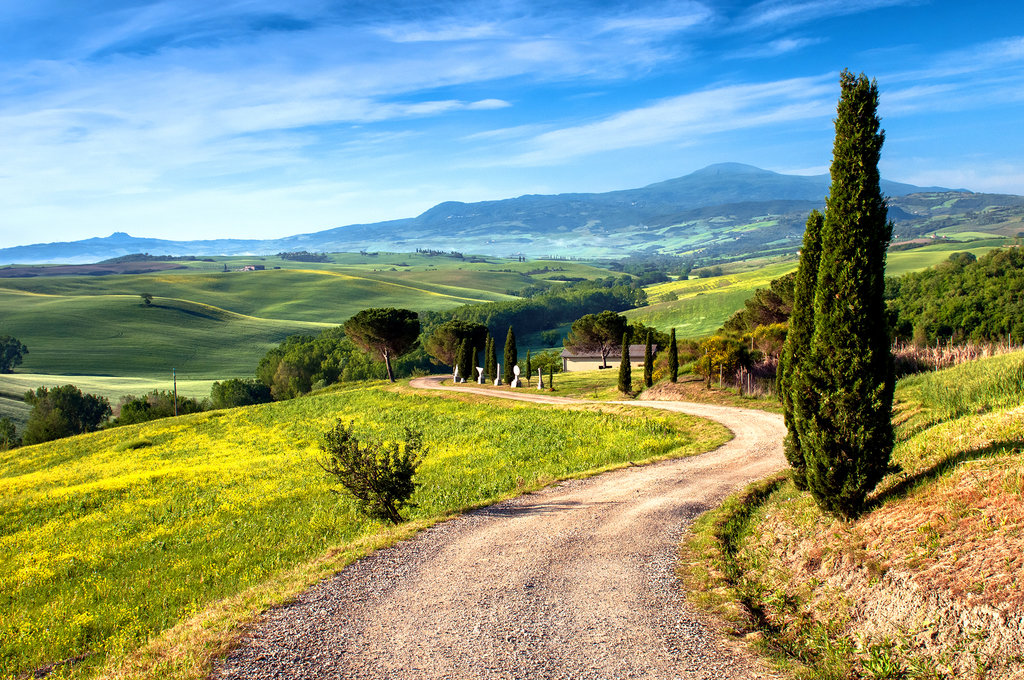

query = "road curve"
214;377;786;680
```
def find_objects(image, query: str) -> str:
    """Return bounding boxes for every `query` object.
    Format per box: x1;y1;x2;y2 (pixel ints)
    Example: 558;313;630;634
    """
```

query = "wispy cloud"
726;36;825;59
735;0;918;31
499;76;835;166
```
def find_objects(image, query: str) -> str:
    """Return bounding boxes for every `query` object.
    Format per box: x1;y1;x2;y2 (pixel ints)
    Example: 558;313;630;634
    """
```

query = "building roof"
561;345;655;360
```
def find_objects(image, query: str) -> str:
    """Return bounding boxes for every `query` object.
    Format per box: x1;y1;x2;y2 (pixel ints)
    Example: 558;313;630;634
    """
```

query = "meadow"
0;384;729;680
685;350;1024;678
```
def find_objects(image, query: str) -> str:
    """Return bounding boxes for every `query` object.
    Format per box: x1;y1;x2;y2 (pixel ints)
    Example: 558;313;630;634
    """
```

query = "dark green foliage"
485;334;497;382
800;71;895;519
503;327;517;385
424;320;488;368
628;321;669;351
525;350;532;384
115;390;208;425
420;276;646;342
210;378;273;409
887;248;1024;344
140;293;153;306
668;328;678;383
0;417;19;450
257;327;386;399
0;335;28;373
723;273;796;333
778;210;824;489
564;310;628;368
643;331;654;388
548;367;554;389
276;251;330;262
317;420;424;524
617;332;632;393
22;385;112;445
344;308;421;383
455;338;472;382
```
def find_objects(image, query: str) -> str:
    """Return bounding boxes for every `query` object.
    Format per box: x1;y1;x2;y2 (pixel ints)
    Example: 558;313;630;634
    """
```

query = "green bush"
317;420;425;524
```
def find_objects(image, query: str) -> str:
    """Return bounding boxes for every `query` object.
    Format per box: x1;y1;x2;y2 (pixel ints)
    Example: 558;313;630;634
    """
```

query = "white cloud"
501;76;835;166
736;0;917;32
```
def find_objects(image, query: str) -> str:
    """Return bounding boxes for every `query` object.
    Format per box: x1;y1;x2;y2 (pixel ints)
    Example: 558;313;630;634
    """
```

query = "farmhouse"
561;345;654;372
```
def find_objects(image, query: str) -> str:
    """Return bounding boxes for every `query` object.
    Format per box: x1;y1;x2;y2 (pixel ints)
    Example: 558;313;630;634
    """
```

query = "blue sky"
1;0;1023;247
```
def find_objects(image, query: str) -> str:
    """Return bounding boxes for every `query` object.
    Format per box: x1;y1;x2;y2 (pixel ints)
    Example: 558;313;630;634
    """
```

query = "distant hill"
3;163;1021;265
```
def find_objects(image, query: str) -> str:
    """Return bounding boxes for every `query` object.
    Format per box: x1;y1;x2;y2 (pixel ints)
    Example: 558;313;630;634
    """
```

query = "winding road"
214;377;786;680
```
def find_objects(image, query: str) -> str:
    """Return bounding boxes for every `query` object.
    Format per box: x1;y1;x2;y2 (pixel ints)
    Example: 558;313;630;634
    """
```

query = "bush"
210;379;273;409
114;390;208;425
317;420;425;524
0;417;19;450
22;385;111;445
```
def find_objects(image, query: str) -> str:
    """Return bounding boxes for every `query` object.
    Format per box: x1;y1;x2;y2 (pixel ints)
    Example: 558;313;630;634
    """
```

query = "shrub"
317;420;425;524
210;378;273;409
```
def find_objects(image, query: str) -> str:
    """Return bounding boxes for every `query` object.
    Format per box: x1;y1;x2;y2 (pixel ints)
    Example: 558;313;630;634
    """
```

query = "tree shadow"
866;439;1024;512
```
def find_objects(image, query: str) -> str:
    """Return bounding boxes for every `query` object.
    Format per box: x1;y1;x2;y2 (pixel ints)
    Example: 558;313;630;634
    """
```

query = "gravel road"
214;377;786;680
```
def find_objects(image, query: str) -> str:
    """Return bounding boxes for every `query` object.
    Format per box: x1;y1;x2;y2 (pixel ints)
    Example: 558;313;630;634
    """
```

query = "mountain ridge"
2;163;1016;265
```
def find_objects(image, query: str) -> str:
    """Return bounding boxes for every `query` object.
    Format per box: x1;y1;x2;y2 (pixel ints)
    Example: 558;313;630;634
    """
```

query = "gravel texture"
213;378;786;680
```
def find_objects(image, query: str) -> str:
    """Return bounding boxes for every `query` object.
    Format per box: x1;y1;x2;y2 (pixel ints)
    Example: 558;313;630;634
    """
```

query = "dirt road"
215;377;786;679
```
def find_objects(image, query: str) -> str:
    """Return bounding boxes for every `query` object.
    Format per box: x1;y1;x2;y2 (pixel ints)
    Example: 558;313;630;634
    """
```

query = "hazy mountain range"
3;163;1022;265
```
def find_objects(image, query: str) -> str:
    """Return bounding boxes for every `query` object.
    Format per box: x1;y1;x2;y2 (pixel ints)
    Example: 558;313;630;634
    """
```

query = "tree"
424;320;488;368
22;385;111;445
317;420;424;524
210;378;273;409
140;293;154;306
563;311;628;368
799;71;895;519
617;332;632;393
456;338;473;382
0;417;19;450
525;350;532;384
485;334;497;382
344;308;421;383
643;331;654;387
668;329;678;383
114;390;206;425
778;210;824;489
0;336;28;373
503;327;518;385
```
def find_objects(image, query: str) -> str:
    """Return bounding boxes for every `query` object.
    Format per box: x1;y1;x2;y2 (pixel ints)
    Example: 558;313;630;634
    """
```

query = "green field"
627;243;1015;335
0;384;728;680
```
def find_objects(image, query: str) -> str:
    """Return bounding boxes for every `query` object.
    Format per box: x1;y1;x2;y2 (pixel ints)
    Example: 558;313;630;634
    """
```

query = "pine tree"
503;327;517;385
668;328;678;383
643;331;654;387
617;332;631;393
778;210;824;489
487;334;498;382
800;70;895;519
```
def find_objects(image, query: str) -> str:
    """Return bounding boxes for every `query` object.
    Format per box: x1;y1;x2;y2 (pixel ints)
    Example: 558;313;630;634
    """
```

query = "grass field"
685;351;1024;678
0;383;729;680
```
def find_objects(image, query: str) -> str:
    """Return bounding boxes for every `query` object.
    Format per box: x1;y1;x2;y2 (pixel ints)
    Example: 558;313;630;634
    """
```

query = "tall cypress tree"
800;70;895;518
643;330;654;387
617;332;632;393
503;327;517;385
778;210;824;489
487;334;498;382
526;350;532;385
668;328;678;383
456;338;471;383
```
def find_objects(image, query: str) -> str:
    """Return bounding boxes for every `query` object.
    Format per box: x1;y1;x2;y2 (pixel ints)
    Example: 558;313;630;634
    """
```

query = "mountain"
2;163;1019;265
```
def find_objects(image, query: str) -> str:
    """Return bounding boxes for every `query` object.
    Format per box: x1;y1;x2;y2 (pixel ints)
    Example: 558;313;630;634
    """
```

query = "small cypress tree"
778;210;824;490
800;70;895;519
484;335;494;381
617;332;631;393
526;350;532;385
643;331;654;387
455;338;470;382
503;327;517;385
470;346;478;382
668;328;678;383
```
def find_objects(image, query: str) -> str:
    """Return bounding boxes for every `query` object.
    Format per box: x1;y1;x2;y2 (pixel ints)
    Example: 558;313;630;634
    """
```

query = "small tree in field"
503;327;518;385
643;331;654;387
668;328;678;383
140;293;154;306
318;420;425;524
343;308;420;383
617;332;631;393
0;335;28;373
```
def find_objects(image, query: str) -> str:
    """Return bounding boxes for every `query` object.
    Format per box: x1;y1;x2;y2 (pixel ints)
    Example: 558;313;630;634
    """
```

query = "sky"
1;0;1023;247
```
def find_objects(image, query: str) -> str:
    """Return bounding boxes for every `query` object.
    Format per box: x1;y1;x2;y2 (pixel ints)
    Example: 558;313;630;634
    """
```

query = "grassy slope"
685;352;1024;679
0;383;729;680
627;243;1014;335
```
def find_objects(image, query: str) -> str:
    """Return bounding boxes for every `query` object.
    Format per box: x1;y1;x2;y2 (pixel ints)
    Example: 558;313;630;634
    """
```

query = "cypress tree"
617;332;631;393
470;346;478;382
456;338;470;382
668;328;678;383
503;327;517;385
484;335;495;381
526;350;532;385
800;70;895;519
643;330;654;387
778;210;824;489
